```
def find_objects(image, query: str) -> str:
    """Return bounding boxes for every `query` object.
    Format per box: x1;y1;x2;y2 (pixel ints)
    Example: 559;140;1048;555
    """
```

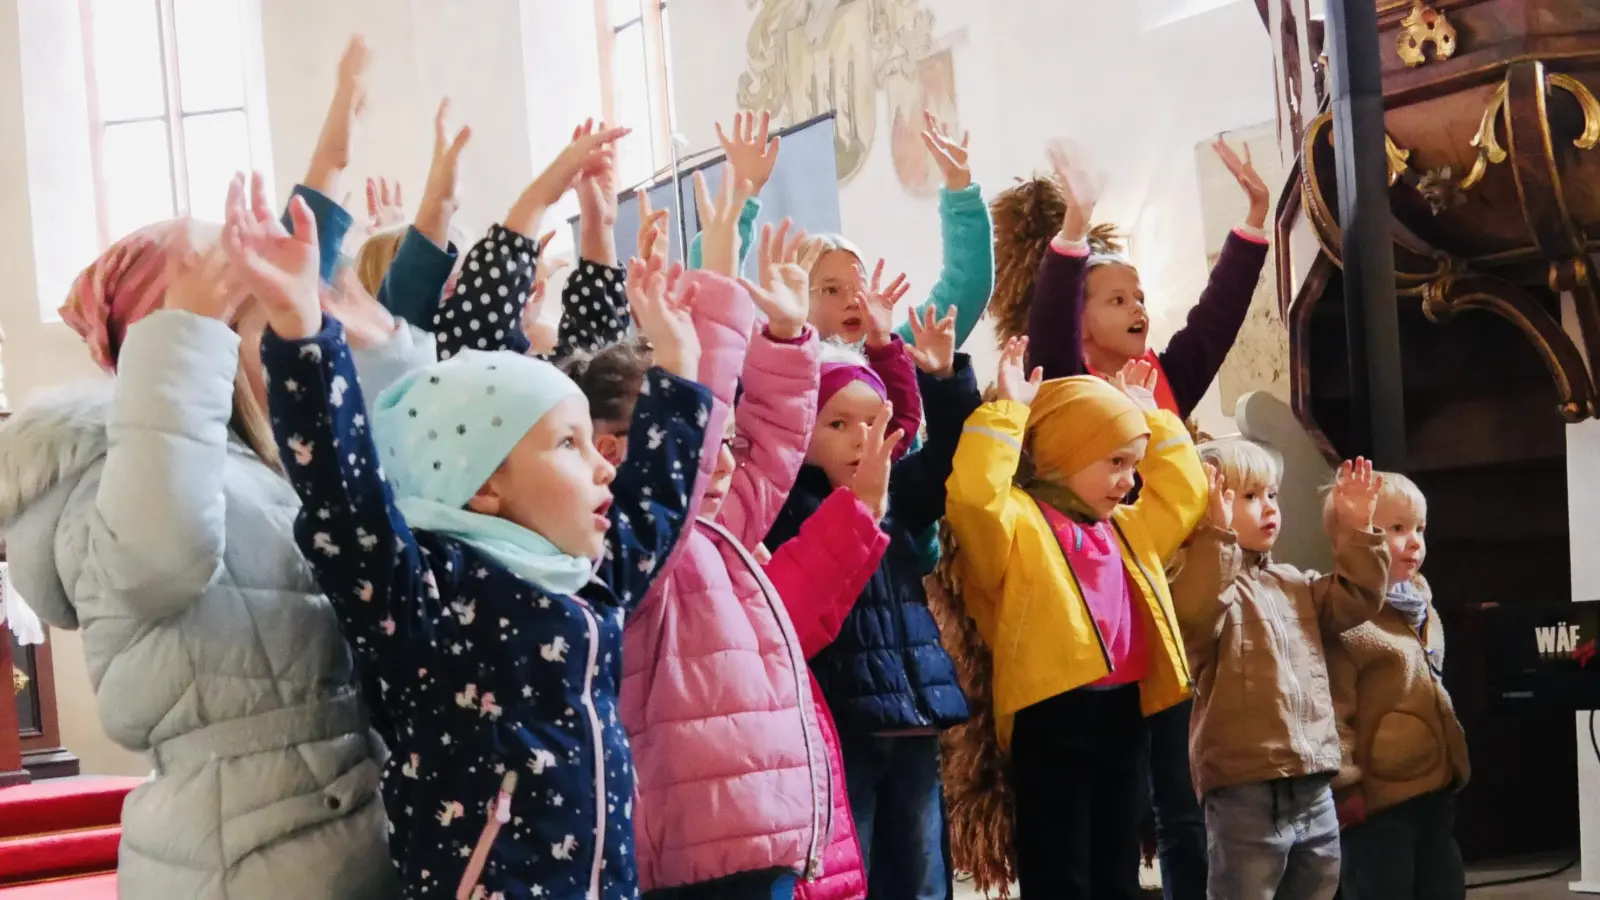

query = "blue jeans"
838;732;949;900
1338;790;1464;900
1203;775;1341;900
1145;699;1209;900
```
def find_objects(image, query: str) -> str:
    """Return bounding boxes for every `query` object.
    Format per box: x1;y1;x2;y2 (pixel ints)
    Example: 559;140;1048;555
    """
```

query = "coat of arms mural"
737;0;958;193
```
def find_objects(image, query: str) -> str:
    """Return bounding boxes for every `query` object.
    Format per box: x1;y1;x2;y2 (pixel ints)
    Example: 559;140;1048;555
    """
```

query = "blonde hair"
1198;438;1281;496
1321;469;1426;535
802;233;865;277
354;222;471;296
231;366;279;472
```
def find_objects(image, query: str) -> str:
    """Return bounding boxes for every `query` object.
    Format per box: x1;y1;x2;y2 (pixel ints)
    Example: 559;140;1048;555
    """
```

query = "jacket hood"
0;383;115;629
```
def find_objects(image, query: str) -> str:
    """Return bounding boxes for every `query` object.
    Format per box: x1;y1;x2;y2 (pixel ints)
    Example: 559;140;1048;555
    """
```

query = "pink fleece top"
1038;504;1148;687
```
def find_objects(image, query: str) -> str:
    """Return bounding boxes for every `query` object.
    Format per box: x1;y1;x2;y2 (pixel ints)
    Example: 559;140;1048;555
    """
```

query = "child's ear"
466;482;503;516
595;432;625;467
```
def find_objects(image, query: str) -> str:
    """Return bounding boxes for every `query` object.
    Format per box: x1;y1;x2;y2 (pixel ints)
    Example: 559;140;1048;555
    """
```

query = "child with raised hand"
1170;445;1389;900
618;170;838;899
1326;473;1469;900
227;167;713;900
763;404;899;900
764;272;979;899
804;112;992;352
943;342;1207;900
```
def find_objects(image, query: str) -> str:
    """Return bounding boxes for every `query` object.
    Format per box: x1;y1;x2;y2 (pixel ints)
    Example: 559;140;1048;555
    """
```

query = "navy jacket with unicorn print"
262;316;710;900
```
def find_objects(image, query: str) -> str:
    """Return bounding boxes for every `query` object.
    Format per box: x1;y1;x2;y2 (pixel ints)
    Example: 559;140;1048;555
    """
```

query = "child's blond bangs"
1198;438;1281;495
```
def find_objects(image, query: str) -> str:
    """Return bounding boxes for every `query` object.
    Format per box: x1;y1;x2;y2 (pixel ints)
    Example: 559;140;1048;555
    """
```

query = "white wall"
668;0;1277;432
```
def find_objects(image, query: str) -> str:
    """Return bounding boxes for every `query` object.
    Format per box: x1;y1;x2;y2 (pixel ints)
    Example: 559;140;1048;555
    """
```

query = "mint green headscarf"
371;349;594;594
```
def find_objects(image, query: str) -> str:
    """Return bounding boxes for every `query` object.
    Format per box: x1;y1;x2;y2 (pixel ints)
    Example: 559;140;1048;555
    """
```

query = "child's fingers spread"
692;171;712;221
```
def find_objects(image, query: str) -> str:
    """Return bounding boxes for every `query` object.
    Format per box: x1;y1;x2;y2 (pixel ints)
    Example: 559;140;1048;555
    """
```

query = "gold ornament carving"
1547;72;1600;150
1396;1;1457;68
1460;80;1510;191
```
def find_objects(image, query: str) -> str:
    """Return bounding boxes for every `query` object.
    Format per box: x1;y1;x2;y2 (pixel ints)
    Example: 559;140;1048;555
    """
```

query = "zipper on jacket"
1112;523;1193;687
701;517;827;875
456;771;518;900
1034;499;1113;673
574;599;607;900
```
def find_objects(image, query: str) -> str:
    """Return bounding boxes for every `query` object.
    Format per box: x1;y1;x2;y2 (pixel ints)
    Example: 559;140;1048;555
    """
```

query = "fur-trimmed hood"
0;383;116;630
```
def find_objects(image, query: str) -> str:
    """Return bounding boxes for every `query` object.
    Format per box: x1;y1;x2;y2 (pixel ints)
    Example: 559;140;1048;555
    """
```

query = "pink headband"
818;361;887;410
60;220;188;372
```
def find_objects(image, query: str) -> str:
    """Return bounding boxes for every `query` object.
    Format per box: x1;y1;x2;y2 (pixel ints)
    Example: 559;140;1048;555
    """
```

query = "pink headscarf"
60;220;188;372
818;360;887;410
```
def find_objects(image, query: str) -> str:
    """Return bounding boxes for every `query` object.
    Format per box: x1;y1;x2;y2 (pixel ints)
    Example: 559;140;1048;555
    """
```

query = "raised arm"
596;367;713;608
942;336;1038;595
1168;523;1244;667
1312;459;1391;635
262;315;433;648
766;487;888;658
1157;138;1272;418
895;113;992;348
1122;409;1208;563
689;111;777;274
717;326;820;543
431;226;539;359
1023;141;1103;379
889;354;982;534
864;336;923;453
92;310;236;620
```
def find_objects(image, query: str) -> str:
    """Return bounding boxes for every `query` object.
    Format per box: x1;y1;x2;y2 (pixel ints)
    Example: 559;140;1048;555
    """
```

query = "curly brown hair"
559;336;653;424
987;178;1127;349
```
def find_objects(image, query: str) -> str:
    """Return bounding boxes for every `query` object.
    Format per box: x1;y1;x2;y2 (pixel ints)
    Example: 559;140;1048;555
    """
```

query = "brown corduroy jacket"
1169;523;1389;797
1327;577;1470;814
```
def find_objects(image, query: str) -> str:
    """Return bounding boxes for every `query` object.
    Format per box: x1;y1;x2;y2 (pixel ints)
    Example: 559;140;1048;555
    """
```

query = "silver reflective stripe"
1152;434;1191;454
963;425;1021;450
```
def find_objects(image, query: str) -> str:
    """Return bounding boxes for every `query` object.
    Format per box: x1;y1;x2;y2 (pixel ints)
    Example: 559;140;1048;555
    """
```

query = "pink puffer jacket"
765;488;889;900
621;288;830;892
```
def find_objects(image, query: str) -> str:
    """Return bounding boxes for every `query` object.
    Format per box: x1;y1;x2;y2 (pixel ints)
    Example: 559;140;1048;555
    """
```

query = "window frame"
596;0;674;188
77;0;260;249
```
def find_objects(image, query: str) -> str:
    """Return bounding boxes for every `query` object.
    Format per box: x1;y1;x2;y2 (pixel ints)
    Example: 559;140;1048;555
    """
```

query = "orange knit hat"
1026;375;1150;480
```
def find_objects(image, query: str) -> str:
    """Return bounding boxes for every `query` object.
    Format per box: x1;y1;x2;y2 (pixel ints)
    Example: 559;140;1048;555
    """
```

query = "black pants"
1338;790;1464;900
643;868;798;900
1144;699;1209;900
1012;684;1146;900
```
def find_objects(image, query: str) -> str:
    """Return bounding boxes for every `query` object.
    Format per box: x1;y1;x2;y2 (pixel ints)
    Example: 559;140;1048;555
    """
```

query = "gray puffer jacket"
0;311;432;900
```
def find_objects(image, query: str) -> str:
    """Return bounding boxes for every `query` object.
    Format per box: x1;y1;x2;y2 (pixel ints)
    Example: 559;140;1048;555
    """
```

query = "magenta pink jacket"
765;488;890;900
621;286;832;892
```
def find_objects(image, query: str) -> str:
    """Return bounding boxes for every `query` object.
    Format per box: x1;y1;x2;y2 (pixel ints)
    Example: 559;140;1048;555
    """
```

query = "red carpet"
0;828;119;884
0;777;138;894
0;779;139;840
0;873;115;900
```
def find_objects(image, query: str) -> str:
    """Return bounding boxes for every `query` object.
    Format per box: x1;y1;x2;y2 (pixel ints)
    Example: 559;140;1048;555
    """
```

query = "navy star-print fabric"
262;316;710;899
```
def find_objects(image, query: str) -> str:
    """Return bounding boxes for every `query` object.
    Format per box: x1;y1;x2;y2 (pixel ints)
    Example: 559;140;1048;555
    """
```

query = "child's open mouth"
1128;321;1147;335
593;498;613;531
841;316;864;332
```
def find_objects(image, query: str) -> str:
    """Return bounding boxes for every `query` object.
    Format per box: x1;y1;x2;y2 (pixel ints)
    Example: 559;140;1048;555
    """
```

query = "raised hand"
366;176;407;231
324;266;398;350
508;119;631;238
163;224;246;321
626;251;699;380
221;172;322;341
996;336;1043;406
576;120;621;263
1206;463;1235;531
1045;139;1103;244
1213;137;1270;230
414;99;472;248
863;259;910;348
693;169;754;279
737;219;811;340
716;110;781;196
1331;457;1383;532
306;36;369;192
1112;359;1159;411
849;402;904;522
636;191;670;263
920;110;971;191
906;304;956;377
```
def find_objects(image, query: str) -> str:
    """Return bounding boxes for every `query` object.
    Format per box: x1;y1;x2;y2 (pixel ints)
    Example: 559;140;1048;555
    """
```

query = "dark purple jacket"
1025;230;1270;420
